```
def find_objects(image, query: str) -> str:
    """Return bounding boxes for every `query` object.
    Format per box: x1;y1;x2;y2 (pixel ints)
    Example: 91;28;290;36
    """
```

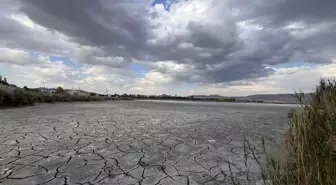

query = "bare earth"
0;101;293;185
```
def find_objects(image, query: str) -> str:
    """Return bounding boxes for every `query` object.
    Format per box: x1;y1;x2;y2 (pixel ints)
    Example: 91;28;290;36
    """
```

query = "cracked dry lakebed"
0;100;295;185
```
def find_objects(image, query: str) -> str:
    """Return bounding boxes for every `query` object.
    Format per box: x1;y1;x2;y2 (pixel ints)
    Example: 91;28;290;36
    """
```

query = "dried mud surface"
0;101;292;185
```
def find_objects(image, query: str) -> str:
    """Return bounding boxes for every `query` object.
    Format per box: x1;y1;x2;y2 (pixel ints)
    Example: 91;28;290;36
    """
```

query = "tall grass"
244;79;336;185
283;79;336;185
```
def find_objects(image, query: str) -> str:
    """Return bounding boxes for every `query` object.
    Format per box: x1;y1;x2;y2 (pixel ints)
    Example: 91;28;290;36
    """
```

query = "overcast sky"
0;0;335;96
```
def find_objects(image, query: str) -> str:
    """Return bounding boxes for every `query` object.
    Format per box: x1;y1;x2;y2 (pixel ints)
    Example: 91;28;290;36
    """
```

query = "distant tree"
0;75;2;81
56;86;65;94
23;86;29;91
3;77;7;83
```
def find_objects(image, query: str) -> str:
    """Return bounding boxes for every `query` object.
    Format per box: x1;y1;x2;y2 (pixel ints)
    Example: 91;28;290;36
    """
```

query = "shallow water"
0;100;295;185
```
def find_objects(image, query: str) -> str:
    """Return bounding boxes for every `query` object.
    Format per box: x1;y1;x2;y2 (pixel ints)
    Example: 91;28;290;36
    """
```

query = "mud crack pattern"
0;101;292;185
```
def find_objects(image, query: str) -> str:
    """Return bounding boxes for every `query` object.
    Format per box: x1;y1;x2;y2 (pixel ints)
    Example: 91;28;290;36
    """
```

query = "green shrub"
12;89;25;106
10;89;35;106
78;95;87;101
61;94;72;102
1;86;110;108
35;93;45;103
52;94;62;102
0;88;11;106
42;94;54;103
3;94;13;106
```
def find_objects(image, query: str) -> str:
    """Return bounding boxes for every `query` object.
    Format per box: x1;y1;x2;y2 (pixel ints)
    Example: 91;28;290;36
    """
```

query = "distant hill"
246;93;315;104
190;93;313;104
244;94;298;103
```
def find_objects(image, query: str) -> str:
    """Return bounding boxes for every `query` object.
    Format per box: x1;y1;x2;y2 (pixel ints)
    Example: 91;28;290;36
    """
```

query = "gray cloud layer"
1;0;335;85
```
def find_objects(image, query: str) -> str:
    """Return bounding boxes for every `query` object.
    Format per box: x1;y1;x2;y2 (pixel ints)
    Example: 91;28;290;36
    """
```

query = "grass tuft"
256;79;336;185
231;79;336;185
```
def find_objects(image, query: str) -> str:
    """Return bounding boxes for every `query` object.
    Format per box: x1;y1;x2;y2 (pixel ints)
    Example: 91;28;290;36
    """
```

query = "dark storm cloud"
188;22;235;49
18;0;242;68
20;0;150;57
255;0;336;26
1;0;334;84
141;19;241;67
231;28;295;64
204;62;273;83
229;0;336;64
0;14;74;55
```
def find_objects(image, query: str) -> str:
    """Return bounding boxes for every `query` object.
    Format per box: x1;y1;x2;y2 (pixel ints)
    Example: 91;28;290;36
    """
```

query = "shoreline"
1;98;298;109
134;98;299;105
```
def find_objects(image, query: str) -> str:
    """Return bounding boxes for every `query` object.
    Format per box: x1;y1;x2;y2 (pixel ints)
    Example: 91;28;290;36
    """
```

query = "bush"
61;94;72;102
41;94;54;103
0;86;110;108
52;94;62;102
55;86;65;94
0;87;11;106
90;96;107;101
11;89;35;106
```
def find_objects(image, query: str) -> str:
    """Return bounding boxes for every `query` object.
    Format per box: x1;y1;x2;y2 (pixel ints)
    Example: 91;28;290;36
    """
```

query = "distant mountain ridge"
244;93;298;103
190;93;312;103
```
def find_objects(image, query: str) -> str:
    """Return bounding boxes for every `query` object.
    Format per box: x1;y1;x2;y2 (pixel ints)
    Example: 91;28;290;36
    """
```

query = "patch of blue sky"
0;64;12;77
152;0;179;11
49;56;83;68
129;63;150;78
271;61;319;69
27;51;82;68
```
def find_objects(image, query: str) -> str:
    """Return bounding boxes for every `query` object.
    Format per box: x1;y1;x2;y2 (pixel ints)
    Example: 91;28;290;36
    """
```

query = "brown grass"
232;79;336;185
259;79;336;185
